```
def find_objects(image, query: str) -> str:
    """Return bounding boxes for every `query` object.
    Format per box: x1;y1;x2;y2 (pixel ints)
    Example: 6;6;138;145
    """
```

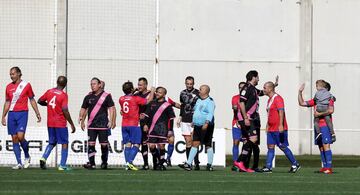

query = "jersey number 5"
49;96;56;109
122;101;129;113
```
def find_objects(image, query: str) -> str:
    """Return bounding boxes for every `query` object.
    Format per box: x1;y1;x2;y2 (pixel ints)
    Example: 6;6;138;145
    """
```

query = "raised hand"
299;83;305;92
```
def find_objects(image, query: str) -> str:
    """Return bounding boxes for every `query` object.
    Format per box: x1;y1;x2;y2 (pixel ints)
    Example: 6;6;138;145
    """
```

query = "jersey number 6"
122;101;129;113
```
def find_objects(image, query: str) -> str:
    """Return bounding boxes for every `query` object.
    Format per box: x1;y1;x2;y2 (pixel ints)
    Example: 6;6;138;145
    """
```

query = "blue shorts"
267;131;289;147
232;127;242;141
314;126;332;145
48;127;69;144
122;126;142;145
7;111;28;135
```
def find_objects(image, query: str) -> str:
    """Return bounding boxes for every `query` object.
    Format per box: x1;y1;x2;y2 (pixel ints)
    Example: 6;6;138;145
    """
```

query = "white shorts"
181;122;193;136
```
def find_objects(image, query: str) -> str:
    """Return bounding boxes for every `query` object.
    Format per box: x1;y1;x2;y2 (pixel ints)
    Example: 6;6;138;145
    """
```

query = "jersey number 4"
49;96;57;109
122;101;129;113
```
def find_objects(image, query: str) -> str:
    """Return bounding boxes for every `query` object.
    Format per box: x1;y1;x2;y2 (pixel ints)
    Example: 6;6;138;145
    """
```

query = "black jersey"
144;100;175;137
81;91;115;129
134;90;151;114
134;90;150;127
239;83;263;120
179;88;199;123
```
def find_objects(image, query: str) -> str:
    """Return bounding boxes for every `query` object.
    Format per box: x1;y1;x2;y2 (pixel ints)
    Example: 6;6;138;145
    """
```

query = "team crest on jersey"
253;130;257;135
241;90;246;96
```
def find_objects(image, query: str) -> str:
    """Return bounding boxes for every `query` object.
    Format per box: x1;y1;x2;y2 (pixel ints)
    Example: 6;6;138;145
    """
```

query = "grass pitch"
0;165;360;195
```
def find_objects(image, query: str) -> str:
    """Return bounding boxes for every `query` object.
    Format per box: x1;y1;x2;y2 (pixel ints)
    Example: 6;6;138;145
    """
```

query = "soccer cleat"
231;165;239;172
153;164;159;170
253;168;262;173
314;167;326;173
194;164;200;171
166;159;172;167
156;164;167;171
178;163;184;169
12;164;23;170
323;168;333;174
289;163;301;173
233;161;248;172
206;164;214;171
260;167;272;173
331;134;336;143
246;168;255;173
127;163;139;171
178;162;192;171
23;157;31;169
58;165;72;171
39;158;47;170
83;162;96;170
141;164;149;170
101;163;108;170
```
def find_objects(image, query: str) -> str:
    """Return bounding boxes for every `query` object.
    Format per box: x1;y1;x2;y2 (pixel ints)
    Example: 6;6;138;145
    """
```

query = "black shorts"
147;136;168;144
239;119;260;145
88;129;109;144
192;124;214;147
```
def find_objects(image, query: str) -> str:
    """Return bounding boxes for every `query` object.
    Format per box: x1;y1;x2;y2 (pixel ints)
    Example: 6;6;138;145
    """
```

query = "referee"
179;85;215;171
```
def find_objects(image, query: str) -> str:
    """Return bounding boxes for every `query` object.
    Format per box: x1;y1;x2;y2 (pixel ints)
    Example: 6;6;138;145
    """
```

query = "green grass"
226;155;360;168
0;165;360;194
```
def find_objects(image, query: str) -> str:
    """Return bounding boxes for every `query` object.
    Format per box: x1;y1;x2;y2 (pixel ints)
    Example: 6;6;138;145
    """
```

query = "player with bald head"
179;84;216;171
38;76;76;171
143;87;175;170
260;81;300;173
